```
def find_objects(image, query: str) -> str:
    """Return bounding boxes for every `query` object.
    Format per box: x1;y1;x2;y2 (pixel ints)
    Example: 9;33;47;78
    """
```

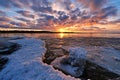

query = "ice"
0;38;79;80
51;47;87;77
10;36;25;40
86;46;120;75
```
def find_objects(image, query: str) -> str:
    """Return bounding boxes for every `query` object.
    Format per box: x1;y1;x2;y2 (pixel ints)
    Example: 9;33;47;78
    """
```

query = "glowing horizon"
0;0;120;32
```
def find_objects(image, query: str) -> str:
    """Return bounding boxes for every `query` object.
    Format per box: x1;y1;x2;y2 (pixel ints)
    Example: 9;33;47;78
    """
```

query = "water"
0;33;120;79
0;33;120;38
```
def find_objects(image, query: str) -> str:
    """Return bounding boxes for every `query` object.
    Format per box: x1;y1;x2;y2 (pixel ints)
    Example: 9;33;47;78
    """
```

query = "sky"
0;0;120;32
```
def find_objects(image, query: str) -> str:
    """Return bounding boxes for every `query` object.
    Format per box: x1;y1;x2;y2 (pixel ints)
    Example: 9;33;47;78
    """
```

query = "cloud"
15;17;31;22
0;10;6;16
100;6;117;18
77;0;107;11
10;21;27;27
59;14;69;21
16;10;35;18
0;21;15;28
0;16;12;22
82;26;106;31
32;6;53;13
0;0;119;31
108;19;120;24
0;0;12;8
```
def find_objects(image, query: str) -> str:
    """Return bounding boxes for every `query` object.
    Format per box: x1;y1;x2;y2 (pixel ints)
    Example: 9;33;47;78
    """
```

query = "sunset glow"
0;0;119;32
59;33;65;38
0;1;120;80
58;28;70;33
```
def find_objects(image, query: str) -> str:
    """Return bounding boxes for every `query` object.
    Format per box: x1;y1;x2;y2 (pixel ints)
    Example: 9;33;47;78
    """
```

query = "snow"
86;46;120;75
0;38;79;80
51;47;87;77
62;46;120;76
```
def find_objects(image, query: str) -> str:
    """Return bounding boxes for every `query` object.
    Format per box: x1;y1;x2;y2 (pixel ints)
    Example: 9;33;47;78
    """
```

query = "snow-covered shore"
0;38;78;80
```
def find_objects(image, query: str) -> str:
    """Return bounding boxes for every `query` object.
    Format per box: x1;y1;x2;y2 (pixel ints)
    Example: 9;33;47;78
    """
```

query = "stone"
0;57;8;70
0;41;19;55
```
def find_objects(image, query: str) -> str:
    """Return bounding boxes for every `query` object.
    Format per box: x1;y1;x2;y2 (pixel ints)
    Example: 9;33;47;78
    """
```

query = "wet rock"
10;36;25;40
81;60;120;80
43;51;56;64
51;49;65;57
0;41;19;55
0;57;8;70
110;77;120;80
112;56;120;62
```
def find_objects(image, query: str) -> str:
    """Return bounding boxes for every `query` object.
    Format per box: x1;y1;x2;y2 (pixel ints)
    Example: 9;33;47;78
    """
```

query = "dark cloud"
10;21;27;27
58;11;66;16
0;16;12;22
77;0;107;11
0;0;119;30
17;0;52;13
89;6;118;24
63;0;72;10
32;6;53;13
90;0;107;11
70;8;81;20
16;10;35;18
39;14;55;20
0;10;3;13
0;0;12;8
0;10;5;16
100;6;117;18
82;26;106;31
54;0;73;11
59;15;69;21
15;17;31;22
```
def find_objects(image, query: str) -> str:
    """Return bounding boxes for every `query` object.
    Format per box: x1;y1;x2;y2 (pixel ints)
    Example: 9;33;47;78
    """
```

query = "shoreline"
0;36;120;80
0;37;78;80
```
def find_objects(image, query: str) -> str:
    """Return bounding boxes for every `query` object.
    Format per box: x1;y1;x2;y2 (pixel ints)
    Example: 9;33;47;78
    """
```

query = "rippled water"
0;33;120;38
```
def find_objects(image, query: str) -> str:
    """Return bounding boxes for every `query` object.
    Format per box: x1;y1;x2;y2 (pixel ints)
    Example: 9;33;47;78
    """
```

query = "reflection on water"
59;33;68;38
59;33;64;38
0;33;120;38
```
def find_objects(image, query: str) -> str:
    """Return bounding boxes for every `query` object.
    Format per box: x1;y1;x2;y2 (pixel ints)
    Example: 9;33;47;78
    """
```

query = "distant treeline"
0;30;75;33
0;30;120;34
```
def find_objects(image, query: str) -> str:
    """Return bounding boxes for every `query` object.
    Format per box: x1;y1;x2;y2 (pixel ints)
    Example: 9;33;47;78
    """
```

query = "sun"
59;29;66;33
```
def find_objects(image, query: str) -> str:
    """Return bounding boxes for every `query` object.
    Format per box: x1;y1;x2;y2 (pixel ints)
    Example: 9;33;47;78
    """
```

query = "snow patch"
0;38;79;80
51;47;87;77
86;46;120;76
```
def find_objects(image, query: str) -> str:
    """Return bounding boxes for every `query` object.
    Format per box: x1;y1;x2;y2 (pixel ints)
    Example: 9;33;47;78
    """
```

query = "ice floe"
0;38;79;80
51;47;87;77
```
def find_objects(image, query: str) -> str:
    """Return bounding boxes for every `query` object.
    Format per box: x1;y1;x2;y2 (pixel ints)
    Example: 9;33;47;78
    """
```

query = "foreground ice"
62;45;120;76
0;38;78;80
86;46;120;75
51;47;87;77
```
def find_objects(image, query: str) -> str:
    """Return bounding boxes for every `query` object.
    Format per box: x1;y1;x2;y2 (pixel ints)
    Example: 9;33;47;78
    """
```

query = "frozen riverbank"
0;37;120;80
43;37;120;80
0;37;78;80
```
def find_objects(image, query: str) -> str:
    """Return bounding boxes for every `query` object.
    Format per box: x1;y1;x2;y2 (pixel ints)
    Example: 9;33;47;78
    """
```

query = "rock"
110;77;120;80
10;36;25;40
51;47;87;77
0;57;8;70
0;41;19;55
81;60;120;80
43;51;56;64
112;56;120;62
